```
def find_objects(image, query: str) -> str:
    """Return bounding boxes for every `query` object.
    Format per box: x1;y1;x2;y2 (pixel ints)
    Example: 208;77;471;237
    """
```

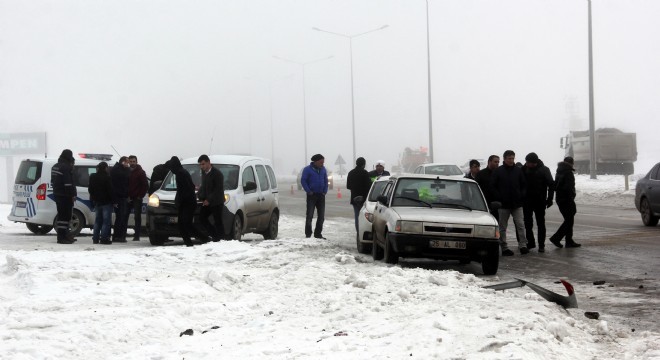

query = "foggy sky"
1;0;659;184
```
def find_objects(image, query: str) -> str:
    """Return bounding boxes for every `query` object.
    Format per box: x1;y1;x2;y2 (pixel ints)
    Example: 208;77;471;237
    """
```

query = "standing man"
166;156;197;247
464;159;481;180
89;161;114;244
550;156;582;248
522;152;555;252
301;154;328;239
491;150;528;256
197;154;225;242
127;155;148;241
346;157;372;233
51;149;77;244
475;155;500;220
111;156;131;243
368;160;390;182
149;163;169;195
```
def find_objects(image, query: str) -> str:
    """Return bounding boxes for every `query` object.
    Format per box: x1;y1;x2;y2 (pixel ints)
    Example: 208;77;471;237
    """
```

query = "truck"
393;146;430;174
560;128;637;175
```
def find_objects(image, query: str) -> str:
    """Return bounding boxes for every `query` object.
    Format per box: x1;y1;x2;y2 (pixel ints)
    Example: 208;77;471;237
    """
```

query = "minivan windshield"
15;161;42;185
161;164;240;191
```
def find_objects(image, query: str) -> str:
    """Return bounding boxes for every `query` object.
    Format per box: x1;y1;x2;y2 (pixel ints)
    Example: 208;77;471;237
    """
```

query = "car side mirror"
490;201;502;211
243;181;257;192
377;195;388;206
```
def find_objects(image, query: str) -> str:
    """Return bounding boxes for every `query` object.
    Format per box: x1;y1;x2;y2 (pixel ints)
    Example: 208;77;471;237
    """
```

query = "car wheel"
641;198;659;226
26;223;53;235
383;233;399;264
230;215;243;240
54;210;85;236
481;251;499;275
356;233;372;254
371;234;384;261
148;233;167;246
262;212;279;240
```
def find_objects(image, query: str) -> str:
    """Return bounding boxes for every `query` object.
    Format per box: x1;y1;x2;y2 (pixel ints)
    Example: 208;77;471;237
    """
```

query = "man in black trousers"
550;156;582;248
197;154;225;242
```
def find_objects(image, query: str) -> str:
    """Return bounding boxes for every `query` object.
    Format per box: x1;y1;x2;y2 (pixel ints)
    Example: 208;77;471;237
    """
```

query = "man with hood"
51;149;77;244
166;156;197;247
301;154;328;239
491;150;528;256
346;157;372;233
522;152;555;252
368;160;390;182
111;156;131;242
550;156;582;248
149;163;169;195
127;155;148;241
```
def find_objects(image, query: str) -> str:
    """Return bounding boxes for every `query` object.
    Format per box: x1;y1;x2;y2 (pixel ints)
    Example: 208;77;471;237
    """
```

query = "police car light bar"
78;153;113;161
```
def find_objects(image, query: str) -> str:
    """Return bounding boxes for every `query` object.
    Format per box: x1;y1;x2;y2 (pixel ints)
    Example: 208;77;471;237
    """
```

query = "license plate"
167;217;178;224
429;240;466;249
16;201;27;208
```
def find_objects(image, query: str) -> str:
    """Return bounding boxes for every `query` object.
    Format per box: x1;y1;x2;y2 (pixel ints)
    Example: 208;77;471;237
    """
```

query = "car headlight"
224;193;230;203
365;212;374;223
474;225;498;238
395;220;423;234
148;194;160;208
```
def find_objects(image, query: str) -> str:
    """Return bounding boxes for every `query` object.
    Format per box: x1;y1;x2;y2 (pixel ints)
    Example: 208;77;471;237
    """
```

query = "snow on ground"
1;176;658;359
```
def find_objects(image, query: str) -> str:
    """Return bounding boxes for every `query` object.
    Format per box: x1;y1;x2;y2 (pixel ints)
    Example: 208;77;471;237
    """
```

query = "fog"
1;0;659;197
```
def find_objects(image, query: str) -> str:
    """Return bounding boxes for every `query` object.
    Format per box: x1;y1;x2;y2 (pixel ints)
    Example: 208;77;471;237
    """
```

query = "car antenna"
209;125;217;154
110;145;122;158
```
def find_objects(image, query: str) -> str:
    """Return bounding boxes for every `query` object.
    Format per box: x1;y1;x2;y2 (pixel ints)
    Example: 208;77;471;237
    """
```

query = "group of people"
471;151;581;255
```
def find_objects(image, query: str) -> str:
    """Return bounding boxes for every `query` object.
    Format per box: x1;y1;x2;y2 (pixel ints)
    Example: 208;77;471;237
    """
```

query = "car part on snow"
483;278;578;309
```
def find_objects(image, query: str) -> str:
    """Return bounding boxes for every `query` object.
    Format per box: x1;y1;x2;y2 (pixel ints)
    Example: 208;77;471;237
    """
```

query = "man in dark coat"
464;159;480;180
127;155;149;241
149;163;169;195
550;157;581;248
301;154;328;239
491;150;528;256
475;155;500;220
522;152;555;252
197;154;225;242
51;149;77;244
111;156;131;242
166;156;197;247
346;157;372;233
89;161;114;244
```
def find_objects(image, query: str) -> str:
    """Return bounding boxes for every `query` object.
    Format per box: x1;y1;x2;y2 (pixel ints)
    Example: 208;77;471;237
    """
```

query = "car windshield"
424;165;463;176
391;178;487;211
161;164;240;191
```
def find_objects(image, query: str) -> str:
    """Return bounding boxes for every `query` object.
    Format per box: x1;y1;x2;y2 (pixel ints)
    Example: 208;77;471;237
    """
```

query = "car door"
72;164;97;225
373;180;395;245
241;165;263;231
254;164;274;229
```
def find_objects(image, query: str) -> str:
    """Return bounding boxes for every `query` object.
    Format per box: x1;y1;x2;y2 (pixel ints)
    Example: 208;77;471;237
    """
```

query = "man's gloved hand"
546;199;553;208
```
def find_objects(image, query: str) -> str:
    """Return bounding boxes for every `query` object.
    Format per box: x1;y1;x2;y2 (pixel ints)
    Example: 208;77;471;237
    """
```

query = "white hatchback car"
146;155;279;245
355;176;390;254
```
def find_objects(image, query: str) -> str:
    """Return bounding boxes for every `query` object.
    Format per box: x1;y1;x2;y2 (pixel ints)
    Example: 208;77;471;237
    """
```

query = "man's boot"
565;240;582;248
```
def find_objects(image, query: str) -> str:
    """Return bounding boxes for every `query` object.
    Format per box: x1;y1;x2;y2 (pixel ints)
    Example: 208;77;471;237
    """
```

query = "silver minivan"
146;155;279;245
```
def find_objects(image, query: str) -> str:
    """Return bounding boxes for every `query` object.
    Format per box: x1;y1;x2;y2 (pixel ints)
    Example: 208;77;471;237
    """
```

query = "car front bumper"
387;233;499;261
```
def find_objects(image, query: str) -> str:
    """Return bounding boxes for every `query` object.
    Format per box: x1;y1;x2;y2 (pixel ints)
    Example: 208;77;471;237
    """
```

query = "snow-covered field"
1;175;658;359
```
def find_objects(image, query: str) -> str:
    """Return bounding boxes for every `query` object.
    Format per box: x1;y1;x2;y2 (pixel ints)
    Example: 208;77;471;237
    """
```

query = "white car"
355;176;390;254
413;163;464;178
371;174;500;275
8;155;146;236
147;155;279;245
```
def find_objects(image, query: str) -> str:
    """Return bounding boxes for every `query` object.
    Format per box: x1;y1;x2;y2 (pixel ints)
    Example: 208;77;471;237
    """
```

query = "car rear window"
255;165;270;191
15;160;42;185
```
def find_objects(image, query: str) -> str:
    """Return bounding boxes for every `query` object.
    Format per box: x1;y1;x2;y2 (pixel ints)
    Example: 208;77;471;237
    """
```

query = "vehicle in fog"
412;163;464;178
634;162;660;226
560;128;637;175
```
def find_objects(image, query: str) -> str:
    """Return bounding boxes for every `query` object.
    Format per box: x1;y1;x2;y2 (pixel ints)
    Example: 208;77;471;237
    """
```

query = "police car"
7;154;146;236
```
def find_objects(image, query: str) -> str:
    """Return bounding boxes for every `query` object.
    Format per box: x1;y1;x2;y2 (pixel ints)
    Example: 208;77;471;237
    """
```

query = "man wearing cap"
51;149;77;244
464;159;481;180
522;152;555;252
368;160;390;182
301;154;329;239
550;156;581;248
347;157;372;234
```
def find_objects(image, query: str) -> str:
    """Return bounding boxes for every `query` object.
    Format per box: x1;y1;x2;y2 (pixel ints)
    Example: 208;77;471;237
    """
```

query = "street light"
312;24;389;164
425;0;434;163
273;55;334;165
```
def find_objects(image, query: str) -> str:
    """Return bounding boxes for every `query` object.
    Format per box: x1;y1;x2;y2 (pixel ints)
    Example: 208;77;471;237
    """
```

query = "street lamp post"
313;25;389;164
425;0;434;163
587;0;597;179
273;55;333;165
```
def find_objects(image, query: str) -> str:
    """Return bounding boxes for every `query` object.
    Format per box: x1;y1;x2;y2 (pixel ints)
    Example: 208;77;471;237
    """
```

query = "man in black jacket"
475;155;500;220
522;152;555;252
197;154;225;242
346;157;372;233
89;161;114;244
166;156;197;247
111;156;131;242
491;150;528;256
51;149;77;244
550;157;581;248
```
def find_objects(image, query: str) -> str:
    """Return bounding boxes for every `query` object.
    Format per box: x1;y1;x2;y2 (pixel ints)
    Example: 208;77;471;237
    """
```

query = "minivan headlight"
395;220;423;234
474;225;497;238
224;194;230;203
148;194;160;208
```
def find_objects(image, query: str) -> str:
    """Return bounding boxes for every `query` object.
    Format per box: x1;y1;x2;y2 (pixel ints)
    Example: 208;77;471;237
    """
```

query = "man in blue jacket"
301;154;328;239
